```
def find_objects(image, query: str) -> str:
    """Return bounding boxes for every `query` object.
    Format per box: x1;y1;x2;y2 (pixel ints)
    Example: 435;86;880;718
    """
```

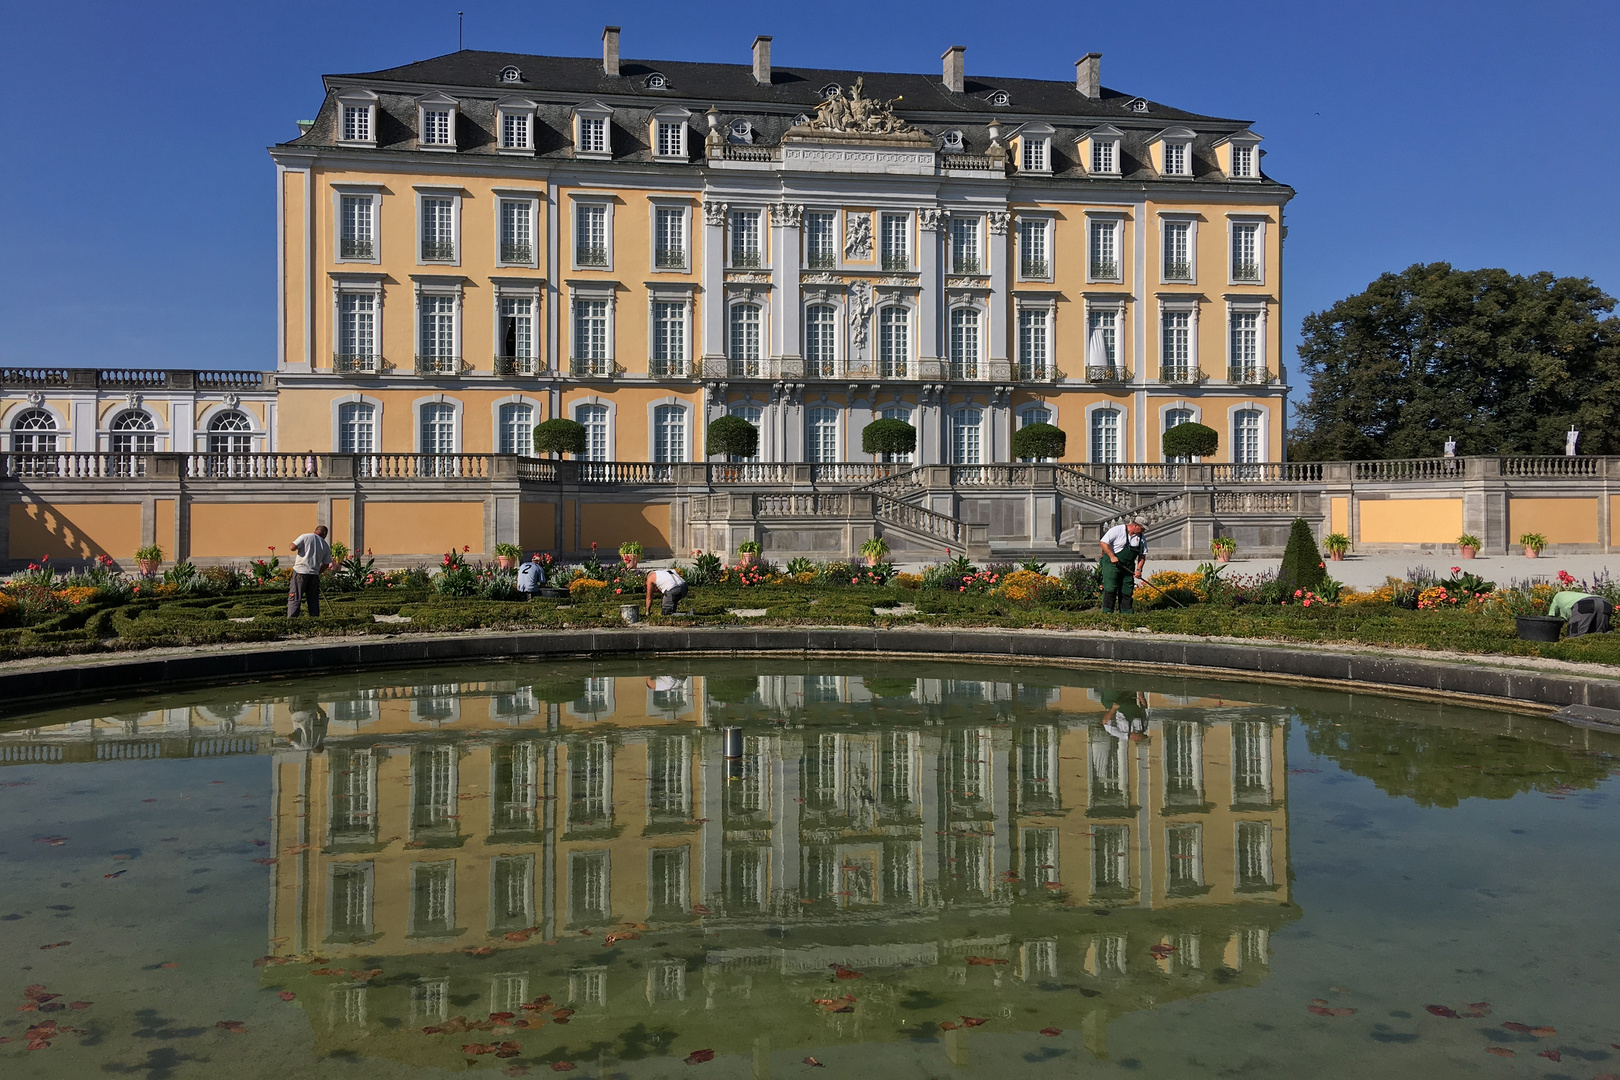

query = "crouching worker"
1549;590;1613;636
516;555;545;600
644;566;688;617
1098;517;1148;613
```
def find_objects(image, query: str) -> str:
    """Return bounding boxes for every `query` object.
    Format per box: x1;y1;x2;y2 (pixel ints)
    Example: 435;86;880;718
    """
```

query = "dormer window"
1127;98;1150;113
819;83;841;99
1080;125;1123;177
1215;130;1263;180
417;92;458;151
574;103;612;159
335;89;378;147
645;72;667;90
1016;122;1054;174
342;105;370;142
1164;142;1188;175
1231;145;1253;177
941;129;964;152
650;106;691;160
497;98;537;153
1093;139;1117;173
987;90;1011;107
500;66;523;84
1151;127;1197;178
728;119;754;145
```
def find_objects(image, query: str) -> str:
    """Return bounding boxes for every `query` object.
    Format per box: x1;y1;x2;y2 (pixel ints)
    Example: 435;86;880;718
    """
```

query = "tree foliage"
1162;421;1218;459
1277;517;1326;596
1010;423;1067;461
705;415;759;459
1290;263;1620;460
861;418;916;456
533;418;586;456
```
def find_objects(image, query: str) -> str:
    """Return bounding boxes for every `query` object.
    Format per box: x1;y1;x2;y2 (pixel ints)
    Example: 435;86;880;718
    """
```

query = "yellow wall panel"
581;502;671;552
11;502;143;562
1357;498;1463;544
1508;497;1598;546
1330;497;1349;538
520;501;556;553
155;499;176;554
364;501;485;556
190;502;321;558
329;498;352;548
282;168;306;368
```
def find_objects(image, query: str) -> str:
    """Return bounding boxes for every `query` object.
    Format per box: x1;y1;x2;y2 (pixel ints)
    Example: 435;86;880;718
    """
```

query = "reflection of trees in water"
1297;710;1615;808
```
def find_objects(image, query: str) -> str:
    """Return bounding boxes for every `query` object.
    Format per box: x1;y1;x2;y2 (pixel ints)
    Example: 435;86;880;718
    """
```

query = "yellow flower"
568;578;609;596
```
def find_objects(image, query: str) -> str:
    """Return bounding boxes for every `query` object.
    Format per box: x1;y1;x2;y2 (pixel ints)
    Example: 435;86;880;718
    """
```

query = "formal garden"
0;517;1614;665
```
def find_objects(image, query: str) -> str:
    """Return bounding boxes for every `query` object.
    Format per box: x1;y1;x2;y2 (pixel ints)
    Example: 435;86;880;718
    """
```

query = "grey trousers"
1568;596;1612;637
287;573;321;617
659;581;688;615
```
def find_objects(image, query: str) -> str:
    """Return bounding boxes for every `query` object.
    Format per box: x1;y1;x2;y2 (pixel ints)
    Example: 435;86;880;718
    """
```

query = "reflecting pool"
2;659;1618;1078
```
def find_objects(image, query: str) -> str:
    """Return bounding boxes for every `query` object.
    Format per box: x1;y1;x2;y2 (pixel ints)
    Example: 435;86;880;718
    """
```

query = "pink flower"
1451;566;1461;574
1294;589;1303;597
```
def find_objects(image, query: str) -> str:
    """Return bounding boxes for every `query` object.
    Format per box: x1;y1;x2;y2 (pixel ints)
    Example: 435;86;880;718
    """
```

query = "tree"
706;415;759;459
533;418;587;457
861;418;916;457
1010;423;1066;461
1162;421;1218;460
1291;263;1620;460
1276;517;1326;596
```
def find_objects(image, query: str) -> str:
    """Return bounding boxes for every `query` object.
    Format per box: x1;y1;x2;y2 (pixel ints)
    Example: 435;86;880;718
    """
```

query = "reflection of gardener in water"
1100;688;1148;741
289;696;329;752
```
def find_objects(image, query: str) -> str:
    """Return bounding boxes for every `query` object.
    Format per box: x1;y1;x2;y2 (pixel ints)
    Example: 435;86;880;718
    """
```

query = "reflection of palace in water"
0;665;1295;1065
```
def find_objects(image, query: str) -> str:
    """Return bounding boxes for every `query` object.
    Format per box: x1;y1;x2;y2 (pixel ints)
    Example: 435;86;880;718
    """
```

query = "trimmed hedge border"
0;627;1617;730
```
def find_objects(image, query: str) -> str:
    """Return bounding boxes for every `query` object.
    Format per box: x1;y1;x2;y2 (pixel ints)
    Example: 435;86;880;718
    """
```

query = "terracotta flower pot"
137;558;161;576
1328;551;1345;561
739;552;759;567
1215;551;1231;564
1524;547;1539;558
864;554;880;567
495;556;515;571
1459;546;1477;560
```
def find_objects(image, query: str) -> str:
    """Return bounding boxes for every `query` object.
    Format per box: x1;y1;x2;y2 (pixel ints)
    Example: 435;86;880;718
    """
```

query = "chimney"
1075;52;1101;99
602;26;621;77
942;46;964;93
752;35;772;85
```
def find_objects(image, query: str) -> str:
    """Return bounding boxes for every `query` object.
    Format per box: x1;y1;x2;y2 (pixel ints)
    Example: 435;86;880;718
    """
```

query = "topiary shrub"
1011;423;1067;461
533;418;587;457
706;415;759;459
861;418;916;457
1163;421;1219;460
1276;517;1327;596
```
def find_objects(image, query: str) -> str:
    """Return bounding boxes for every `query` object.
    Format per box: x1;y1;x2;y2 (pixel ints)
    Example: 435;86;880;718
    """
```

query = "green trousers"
1099;556;1140;612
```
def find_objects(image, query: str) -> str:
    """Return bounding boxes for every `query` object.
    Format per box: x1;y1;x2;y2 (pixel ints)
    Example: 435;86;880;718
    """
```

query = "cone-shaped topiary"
1010;423;1067;461
1163;421;1219;460
533;418;587;457
1277;516;1327;596
706;415;759;459
861;418;916;457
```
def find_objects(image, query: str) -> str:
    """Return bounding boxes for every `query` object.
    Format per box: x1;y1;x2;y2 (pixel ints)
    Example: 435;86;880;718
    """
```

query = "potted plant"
1323;533;1351;561
1519;532;1547;558
737;540;762;567
1210;535;1237;564
494;542;521;571
1457;533;1482;560
859;536;890;567
134;544;163;577
618;540;644;569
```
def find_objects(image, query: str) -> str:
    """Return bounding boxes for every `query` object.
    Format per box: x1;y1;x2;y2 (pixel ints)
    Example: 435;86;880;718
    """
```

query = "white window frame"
947;303;982;380
494;397;541;456
1086;213;1124;284
1015;298;1055;382
1083;126;1123;176
1153;127;1197;178
803;301;840;378
1159;214;1197;284
950;407;984;465
1158;301;1198;383
413;280;463;374
948;215;983;275
804;405;841;464
879;212;912;271
330;274;385;373
571;195;614;272
1016;214;1054;282
726;297;766;377
1016;122;1054;175
332;184;382;265
1084;296;1127;373
1226;302;1268;381
649;400;691;464
647;288;692;378
491;278;543;374
336;89;378;147
1228;215;1267;286
574;102;613;159
650;106;691;161
495;98;538;154
414;186;461;267
1087;403;1125;464
877;303;911;379
569;284;616;376
1219;131;1263;180
1229;403;1269;464
727;208;766;270
649;199;691;273
332;394;384;456
416;92;458;152
1160;402;1202;461
413;394;464;454
803;210;839;269
491;188;541;269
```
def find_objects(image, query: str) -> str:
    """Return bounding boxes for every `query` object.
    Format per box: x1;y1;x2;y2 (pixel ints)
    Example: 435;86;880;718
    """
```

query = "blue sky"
3;0;1616;395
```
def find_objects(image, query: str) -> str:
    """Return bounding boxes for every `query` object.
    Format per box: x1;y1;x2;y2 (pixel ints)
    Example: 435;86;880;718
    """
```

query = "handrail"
1352;458;1459;481
874;496;972;545
1499;456;1601;477
185;453;325;479
578;462;675;484
1100;493;1186;531
1053;466;1135;508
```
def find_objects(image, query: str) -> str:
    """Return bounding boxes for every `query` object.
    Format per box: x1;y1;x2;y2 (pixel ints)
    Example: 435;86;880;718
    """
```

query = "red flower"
268;546;275;552
463;545;470;553
1450;566;1461;574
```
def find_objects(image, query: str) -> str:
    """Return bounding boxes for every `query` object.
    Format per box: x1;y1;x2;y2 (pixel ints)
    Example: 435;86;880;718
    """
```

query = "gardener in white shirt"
644;566;688;617
287;524;333;617
1098;517;1148;614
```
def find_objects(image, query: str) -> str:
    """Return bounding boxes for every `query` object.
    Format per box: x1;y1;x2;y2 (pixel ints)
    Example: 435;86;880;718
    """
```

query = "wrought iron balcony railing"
414;354;463;375
332;352;381;375
420;240;455;261
1228;365;1274;385
1163;260;1192;280
730;251;763;269
881;254;911;272
1020;258;1050;279
570;357;616;377
806;252;837;270
654;248;687;269
1232;262;1262;282
1086;365;1130;383
1158;366;1207;385
1090;259;1119;280
340;238;374;259
499;242;533;263
648;358;689;378
494;355;540;376
575;246;608;267
951;255;982;275
728;359;763;378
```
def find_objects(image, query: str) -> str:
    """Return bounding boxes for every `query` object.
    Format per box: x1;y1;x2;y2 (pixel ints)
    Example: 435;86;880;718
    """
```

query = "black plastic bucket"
1516;615;1564;642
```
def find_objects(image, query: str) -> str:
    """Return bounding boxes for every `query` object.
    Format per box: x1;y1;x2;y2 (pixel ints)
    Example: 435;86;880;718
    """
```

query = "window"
11;409;57;470
338;402;376;455
339;195;374;260
1164;407;1195;460
575;204;608;267
650;301;687;376
421;109;452;147
1166;823;1203;893
726;405;762;462
1092;825;1130;894
1161;311;1191;381
337;293;377;371
501;111;530;150
578;115;607;155
1091;137;1118;174
572;299;609;374
1090;408;1122;463
949;308;980;380
341;103;372;143
805;407;839;463
498;403;534;456
728;303;761;377
729;210;762;268
1087;309;1119;370
329;863;374;940
940;129;964;152
949;217;980;274
499;200;533;264
878;406;912;463
951;409;982;465
491;856;535;932
880;214;909;271
410;861;456;937
1017;308;1049;381
804;212;836;269
1229;311;1261;379
207;410;252;457
497;296;535;372
649;847;689;917
653;405;687;463
1236;822;1273;889
1021;136;1048;172
1163;141;1190;176
1019;218;1049;278
654;206;686;269
805;304;837;377
574;404;608;461
655;120;685;158
878;306;908;378
419;402;456;456
1231;223;1260;281
1089;219;1119;279
420;197;455;262
1163;221;1191;280
1235;409;1263;464
417;295;457;372
648;736;691;820
567;739;612;828
1231;143;1255;178
568;850;610;925
109;410;155;475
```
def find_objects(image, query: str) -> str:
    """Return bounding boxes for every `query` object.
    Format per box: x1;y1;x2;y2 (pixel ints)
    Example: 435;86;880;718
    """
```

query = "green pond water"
1;658;1618;1079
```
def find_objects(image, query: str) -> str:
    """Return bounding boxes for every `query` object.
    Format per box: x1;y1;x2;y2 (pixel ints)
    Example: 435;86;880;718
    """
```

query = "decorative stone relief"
769;202;804;228
801;273;840;286
917;207;945;231
125;392;143;409
724;272;772;285
702;201;729;227
706;381;730;406
848;281;874;353
223;393;241;409
804;78;909;135
946;277;989;288
25;391;44;407
844;213;872;260
987;211;1011;234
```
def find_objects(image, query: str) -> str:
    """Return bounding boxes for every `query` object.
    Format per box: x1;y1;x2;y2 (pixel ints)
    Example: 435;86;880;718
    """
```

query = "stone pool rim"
0;626;1616;730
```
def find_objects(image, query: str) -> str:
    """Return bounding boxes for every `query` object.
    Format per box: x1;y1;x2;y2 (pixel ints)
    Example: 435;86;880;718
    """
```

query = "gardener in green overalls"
1098;516;1148;613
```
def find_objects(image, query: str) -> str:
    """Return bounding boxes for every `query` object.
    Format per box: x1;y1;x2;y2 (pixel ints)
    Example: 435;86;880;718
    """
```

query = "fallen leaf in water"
495;1042;522;1058
505;1067;531;1077
159;962;178;969
505;929;535;943
1529;1026;1556;1037
38;941;69;950
252;858;278;866
685;1049;715;1065
142;799;157;803
1485;1047;1515;1057
277;992;296;1002
692;904;712;915
939;1021;959;1031
463;946;496;957
965;956;1007;966
463;1043;497;1055
16;1004;36;1012
215;1020;247;1034
1501;1022;1532;1032
1538;1049;1561;1061
803;1057;825;1067
35;837;68;846
960;1017;988;1028
1307;1005;1356;1017
551;1008;574;1024
832;966;862;980
1040;1027;1062;1037
282;844;310;855
603;930;642;947
1148;944;1177;959
1043;882;1064;889
24;986;58;1003
489;1012;515;1022
551;1063;575;1073
68;1002;91;1010
1426;1005;1459;1018
103;870;127;879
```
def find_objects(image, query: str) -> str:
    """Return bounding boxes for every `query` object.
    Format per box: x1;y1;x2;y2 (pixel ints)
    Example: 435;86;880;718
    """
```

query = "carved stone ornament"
804;78;909;135
125;392;143;409
917;207;945;231
987;211;1011;235
947;277;988;288
702;201;729;227
706;381;729;406
848;282;875;352
769;202;804;228
223;393;241;409
844;213;872;260
25;391;44;407
801;273;840;286
725;273;772;285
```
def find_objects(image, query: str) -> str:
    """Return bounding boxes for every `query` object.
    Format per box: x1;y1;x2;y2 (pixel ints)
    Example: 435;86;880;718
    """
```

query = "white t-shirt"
1100;524;1146;558
290;533;331;575
650;568;684;591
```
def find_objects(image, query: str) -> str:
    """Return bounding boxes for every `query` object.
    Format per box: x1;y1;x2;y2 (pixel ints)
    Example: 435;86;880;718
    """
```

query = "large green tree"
1290;263;1620;460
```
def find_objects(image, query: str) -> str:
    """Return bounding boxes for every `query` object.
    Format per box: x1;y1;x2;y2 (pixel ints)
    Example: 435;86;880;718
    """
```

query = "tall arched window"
949;308;979;380
420;402;457;476
204;410;253;477
11;409;57;477
878;405;912;464
879;307;909;378
574;404;609;462
1090;408;1122;463
728;405;763;462
729;303;761;378
498;403;535;456
805;407;839;463
653;405;687;464
109;410;155;477
1234;409;1263;465
805;305;837;378
951;409;983;465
